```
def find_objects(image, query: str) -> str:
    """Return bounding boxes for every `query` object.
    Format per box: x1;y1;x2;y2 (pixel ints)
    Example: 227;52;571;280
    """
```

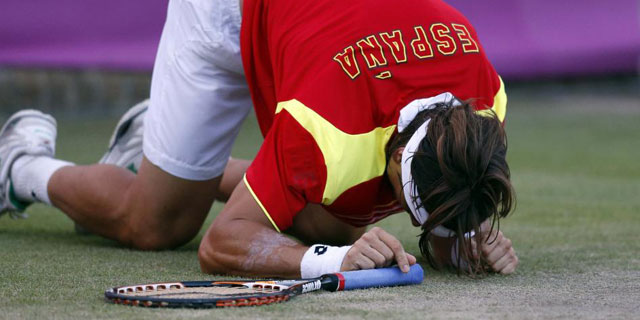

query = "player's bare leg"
10;153;248;250
49;157;221;249
1;107;250;250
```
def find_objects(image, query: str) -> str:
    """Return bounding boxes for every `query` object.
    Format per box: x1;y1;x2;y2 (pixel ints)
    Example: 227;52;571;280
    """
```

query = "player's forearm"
198;218;307;278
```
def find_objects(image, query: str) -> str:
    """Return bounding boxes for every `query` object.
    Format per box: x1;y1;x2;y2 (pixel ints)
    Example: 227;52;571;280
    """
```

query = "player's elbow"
198;224;233;275
197;245;213;274
198;235;224;274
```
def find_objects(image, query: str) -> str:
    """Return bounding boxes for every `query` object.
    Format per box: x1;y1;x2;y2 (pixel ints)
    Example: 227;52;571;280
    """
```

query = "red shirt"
241;0;507;232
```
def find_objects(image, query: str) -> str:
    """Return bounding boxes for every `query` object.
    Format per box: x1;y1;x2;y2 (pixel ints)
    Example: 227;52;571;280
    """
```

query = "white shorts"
143;0;251;180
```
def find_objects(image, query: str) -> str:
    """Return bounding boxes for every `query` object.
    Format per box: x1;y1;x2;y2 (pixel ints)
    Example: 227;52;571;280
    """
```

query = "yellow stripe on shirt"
476;76;507;122
276;99;396;206
243;174;281;233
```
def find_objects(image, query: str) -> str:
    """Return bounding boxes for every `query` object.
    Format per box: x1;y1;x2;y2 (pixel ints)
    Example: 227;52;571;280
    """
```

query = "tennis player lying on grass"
0;0;517;277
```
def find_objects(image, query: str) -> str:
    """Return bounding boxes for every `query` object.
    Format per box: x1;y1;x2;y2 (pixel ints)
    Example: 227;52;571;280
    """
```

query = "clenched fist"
473;228;518;274
341;227;417;273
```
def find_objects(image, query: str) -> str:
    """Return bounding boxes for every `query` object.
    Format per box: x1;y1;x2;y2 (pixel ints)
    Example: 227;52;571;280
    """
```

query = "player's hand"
472;228;518;275
341;227;417;273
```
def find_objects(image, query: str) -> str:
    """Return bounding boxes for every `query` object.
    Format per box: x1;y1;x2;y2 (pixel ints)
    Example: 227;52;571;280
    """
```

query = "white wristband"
300;244;352;279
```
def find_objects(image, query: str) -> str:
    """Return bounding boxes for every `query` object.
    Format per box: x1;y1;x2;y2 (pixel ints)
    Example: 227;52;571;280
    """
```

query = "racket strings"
108;284;293;308
107;280;306;307
125;286;265;298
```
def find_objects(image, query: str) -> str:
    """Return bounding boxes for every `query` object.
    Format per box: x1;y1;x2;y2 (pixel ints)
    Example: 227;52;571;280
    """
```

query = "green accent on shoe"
9;182;31;212
126;163;138;174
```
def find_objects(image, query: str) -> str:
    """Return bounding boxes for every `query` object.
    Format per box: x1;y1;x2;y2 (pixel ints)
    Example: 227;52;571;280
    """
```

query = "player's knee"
126;230;175;250
119;209;201;250
125;228;194;250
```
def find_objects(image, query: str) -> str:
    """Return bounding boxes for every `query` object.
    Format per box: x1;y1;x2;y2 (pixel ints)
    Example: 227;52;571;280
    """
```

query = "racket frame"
104;277;333;308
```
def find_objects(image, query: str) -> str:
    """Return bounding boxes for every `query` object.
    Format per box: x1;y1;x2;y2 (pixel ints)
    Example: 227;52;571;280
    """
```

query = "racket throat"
301;280;323;293
320;274;344;292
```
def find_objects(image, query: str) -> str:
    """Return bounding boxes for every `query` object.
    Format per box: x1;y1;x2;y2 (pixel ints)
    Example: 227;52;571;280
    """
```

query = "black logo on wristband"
314;245;328;255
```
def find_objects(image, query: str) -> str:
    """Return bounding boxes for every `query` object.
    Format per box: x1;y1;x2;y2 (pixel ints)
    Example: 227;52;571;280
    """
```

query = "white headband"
397;92;459;133
399;92;473;238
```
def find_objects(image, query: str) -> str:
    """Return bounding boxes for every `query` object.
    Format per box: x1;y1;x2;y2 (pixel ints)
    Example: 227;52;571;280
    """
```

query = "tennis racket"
105;264;423;308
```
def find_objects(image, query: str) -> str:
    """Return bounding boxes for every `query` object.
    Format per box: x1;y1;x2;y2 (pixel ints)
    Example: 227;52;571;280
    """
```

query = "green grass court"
1;81;638;319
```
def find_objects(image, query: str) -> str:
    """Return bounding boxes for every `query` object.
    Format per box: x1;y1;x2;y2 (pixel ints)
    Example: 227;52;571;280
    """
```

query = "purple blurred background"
0;0;168;71
0;0;639;79
450;0;640;79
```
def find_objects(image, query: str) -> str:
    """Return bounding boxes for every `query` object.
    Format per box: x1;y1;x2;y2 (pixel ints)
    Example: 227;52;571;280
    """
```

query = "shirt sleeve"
244;111;327;232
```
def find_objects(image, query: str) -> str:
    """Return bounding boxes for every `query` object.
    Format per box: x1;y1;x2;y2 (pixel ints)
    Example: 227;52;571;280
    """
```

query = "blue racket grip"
336;264;423;291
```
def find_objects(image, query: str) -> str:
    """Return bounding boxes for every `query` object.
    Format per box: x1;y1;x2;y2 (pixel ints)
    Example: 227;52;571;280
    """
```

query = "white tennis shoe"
98;99;148;172
0;110;57;219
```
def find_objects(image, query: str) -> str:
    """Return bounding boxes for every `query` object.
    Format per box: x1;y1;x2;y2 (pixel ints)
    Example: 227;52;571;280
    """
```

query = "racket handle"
327;264;424;291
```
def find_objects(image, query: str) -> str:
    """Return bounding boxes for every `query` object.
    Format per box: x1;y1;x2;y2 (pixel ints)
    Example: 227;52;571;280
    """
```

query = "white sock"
10;155;74;205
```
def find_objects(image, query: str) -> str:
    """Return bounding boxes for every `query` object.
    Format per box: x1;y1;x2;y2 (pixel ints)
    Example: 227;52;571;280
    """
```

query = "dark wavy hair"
387;100;515;275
